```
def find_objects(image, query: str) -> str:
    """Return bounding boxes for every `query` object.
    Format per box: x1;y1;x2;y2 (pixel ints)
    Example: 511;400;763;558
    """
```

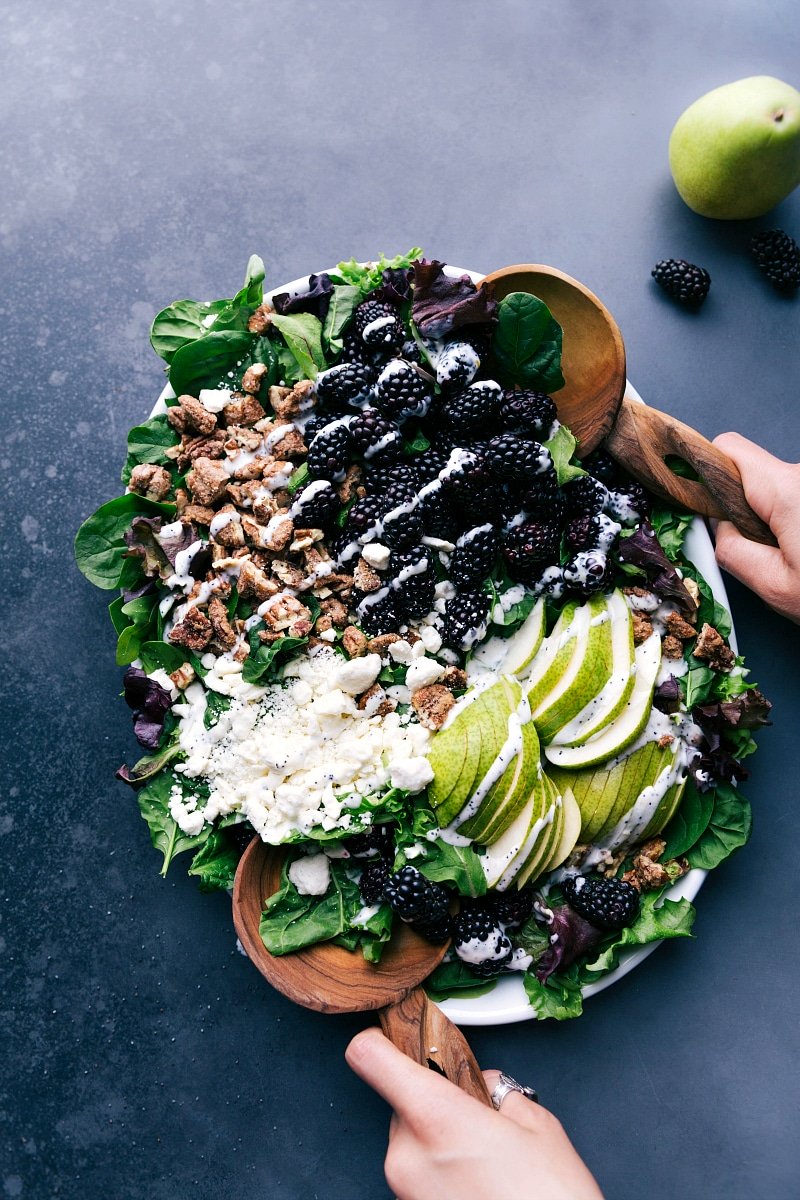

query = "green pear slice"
593;739;687;853
592;742;661;841
543;632;662;770
533;595;615;744
464;718;542;844
455;678;529;841
427;715;479;816
641;776;686;842
549;590;636;747
525;601;582;711
480;790;538;889
542;785;582;874
431;682;511;826
514;775;565;889
500;597;546;677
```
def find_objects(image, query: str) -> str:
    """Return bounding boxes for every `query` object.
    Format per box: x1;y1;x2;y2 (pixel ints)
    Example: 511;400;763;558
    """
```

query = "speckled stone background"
2;2;799;1197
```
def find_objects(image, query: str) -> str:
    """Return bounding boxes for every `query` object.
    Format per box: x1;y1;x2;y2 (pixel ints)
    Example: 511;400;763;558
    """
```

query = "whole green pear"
669;76;800;219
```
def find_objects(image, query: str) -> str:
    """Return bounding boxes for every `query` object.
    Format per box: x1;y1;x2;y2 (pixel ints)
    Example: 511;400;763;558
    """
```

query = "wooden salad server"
481;264;776;546
232;838;493;1106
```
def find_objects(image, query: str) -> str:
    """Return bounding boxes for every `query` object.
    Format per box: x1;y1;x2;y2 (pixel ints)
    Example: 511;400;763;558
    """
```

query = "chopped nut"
623;839;671;892
169;662;196;690
238;559;279;602
261;593;312;634
336;464;363;504
323;572;355;594
631;611;654;645
186;456;229;505
342;626;368;657
181;503;217;526
440;666;468;691
247;304;273;335
320;598;349;628
354;557;382;593
411;684;455;730
315;613;334;633
263;515;294;553
174;487;190;515
208;596;237;650
168;394;218;436
258;628;284;644
270;428;307;459
356;683;395;717
289;528;324;552
176;430;227;472
693;622;735;672
225;425;263;453
222;393;266;427
129;463;172;501
683;578;700;609
241;362;268;395
261;459;295;490
657;734;675;749
272;559;307;589
233;641;250;663
270;379;314;420
366;633;402;656
169;606;213;651
228;454;270;482
662;635;684;660
665;611;697;640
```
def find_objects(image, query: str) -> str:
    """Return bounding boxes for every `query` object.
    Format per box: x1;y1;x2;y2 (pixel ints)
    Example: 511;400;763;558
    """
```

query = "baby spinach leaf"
491;292;565;393
169;330;254;397
685;783;752;870
108;595;129;635
210;255;266;332
121;415;179;484
661;781;715;859
523;964;584;1020
268;313;326;380
117;738;184;788
188;830;239;892
544;425;586;486
580;892;696;980
417;838;487;897
425;959;498;1003
679;559;732;638
138;641;189;675
75;494;175;589
683;664;716;709
150;299;230;364
259;858;363;955
242;632;309;685
137;772;206;875
323;284;361;355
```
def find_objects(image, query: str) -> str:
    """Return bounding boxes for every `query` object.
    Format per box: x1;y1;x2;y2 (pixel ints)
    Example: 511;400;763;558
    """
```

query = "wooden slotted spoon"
233;839;493;1105
481;264;775;546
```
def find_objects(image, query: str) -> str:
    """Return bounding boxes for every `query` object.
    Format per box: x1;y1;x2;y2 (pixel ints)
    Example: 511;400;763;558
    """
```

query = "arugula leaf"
580;892;696;980
323;284;361;355
425;959;499;1003
543;424;586;486
685;783;752;869
661;780;715;859
523;965;584;1020
136;772;206;875
268;313;326;380
121;415;180;484
75;494;174;589
242;631;309;685
417;839;487;898
491;292;565;392
259;858;363;955
188;830;239;892
169;330;254;397
150;298;230;364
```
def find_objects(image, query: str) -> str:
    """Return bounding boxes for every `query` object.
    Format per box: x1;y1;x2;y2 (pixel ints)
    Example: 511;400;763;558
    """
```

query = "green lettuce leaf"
544;425;586;486
75;493;175;589
416;839;487;898
268;313;326;380
523;964;584;1020
323;284;361;355
242;631;309;685
259;857;363;955
150;298;230;364
580;891;696;980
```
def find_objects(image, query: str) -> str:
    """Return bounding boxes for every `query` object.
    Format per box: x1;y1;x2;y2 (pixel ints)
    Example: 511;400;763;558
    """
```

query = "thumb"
346;1027;470;1125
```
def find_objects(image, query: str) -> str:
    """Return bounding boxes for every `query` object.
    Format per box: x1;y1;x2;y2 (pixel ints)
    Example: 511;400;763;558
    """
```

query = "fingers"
714;520;795;619
346;1027;460;1121
712;433;795;534
482;1070;549;1133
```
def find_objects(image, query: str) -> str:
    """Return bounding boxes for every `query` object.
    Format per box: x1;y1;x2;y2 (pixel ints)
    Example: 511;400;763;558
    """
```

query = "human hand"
346;1027;604;1200
712;433;800;623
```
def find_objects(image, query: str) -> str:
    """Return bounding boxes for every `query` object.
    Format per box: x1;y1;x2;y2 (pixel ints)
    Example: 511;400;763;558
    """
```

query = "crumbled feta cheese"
390;756;434;793
405;656;446;690
361;542;391;570
418;625;443;654
198;388;235;413
388;639;415;665
335;653;382;695
318;628;337;642
288;853;331;895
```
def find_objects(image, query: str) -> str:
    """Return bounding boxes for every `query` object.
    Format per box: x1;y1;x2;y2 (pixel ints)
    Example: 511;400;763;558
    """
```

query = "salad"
75;251;771;1020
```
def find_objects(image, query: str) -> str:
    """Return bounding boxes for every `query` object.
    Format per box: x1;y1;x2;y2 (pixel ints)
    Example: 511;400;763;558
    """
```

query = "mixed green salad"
75;250;771;1019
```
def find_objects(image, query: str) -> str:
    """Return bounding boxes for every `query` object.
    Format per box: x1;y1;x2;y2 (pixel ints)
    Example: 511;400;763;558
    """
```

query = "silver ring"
490;1072;539;1110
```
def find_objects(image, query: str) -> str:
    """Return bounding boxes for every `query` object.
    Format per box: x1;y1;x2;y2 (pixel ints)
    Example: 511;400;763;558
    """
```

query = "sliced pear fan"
532;594;615;743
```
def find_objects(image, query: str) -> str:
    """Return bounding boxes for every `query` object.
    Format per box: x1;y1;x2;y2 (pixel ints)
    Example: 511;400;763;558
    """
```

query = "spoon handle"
379;987;493;1106
606;393;777;546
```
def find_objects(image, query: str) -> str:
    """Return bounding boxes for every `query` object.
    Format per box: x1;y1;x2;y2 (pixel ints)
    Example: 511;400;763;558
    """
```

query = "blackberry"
355;299;405;352
580;448;623;488
290;480;340;529
349;409;403;462
435;337;484;390
450;524;499;590
346;494;387;537
485;888;535;929
392;545;436;619
358;861;391;906
338;326;374;367
750;229;800;291
499;390;558;439
502;520;561;578
453;905;513;977
347;823;395;859
316;361;376;408
563;550;610;596
486;434;553;483
563;475;609;517
365;460;419;496
651;258;710;307
382;502;424;549
518;474;565;524
374;360;433;421
384;865;450;924
356;589;400;636
413;910;453;944
564;514;597;552
414;446;452;484
441;590;491;651
417;491;462;541
563;873;640;931
606;482;650;525
401;338;424;364
306;422;352;482
444;451;499;526
302;413;337;442
440;380;501;435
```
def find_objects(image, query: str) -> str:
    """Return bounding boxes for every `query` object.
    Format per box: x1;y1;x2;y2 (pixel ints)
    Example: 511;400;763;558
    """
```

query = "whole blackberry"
563;873;640;931
302;413;337;442
606;481;650;524
453;906;513;976
338;327;374;367
565;513;597;552
440;381;502;435
517;473;565;524
651;258;710;307
306;422;352;482
382;502;424;550
356;589;399;636
346;496;386;544
374;360;433;421
349;409;403;462
290;480;340;529
502;520;561;578
414;446;452;484
450;524;499;590
434;338;483;390
346;823;395;859
392;545;436;619
580;448;622;488
413;910;453;944
563;475;609;517
563;549;610;596
365;460;420;496
358;861;391;906
401;338;424;364
417;490;462;541
316;361;376;408
750;229;800;291
499;390;558;439
444;451;499;526
384;865;450;924
441;590;491;651
355;299;405;352
486;434;553;483
485;888;535;929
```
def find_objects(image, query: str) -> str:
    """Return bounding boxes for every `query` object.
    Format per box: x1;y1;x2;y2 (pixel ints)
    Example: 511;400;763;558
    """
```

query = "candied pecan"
336;465;363;504
262;515;294;553
693;623;735;672
354;557;382;594
176;431;227;471
227;454;270;482
665;611;697;640
662;635;684;660
223;393;266;428
186;456;229;505
225;426;263;454
270;379;314;420
171;395;218;435
411;685;455;730
241;362;268;395
631;611;654;645
320;598;349;628
169;661;196;690
290;527;324;552
247;304;273;335
129;463;172;501
315;613;334;633
366;633;402;656
238;559;279;602
657;734;675;749
272;560;307;590
323;572;354;594
208;596;237;650
357;683;395;717
342;626;368;657
181;503;216;527
261;459;295;490
261;593;312;633
440;666;468;691
169;606;213;652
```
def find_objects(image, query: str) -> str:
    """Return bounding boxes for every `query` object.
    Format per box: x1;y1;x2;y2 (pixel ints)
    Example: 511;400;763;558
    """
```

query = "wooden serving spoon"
481;264;775;546
232;838;493;1106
